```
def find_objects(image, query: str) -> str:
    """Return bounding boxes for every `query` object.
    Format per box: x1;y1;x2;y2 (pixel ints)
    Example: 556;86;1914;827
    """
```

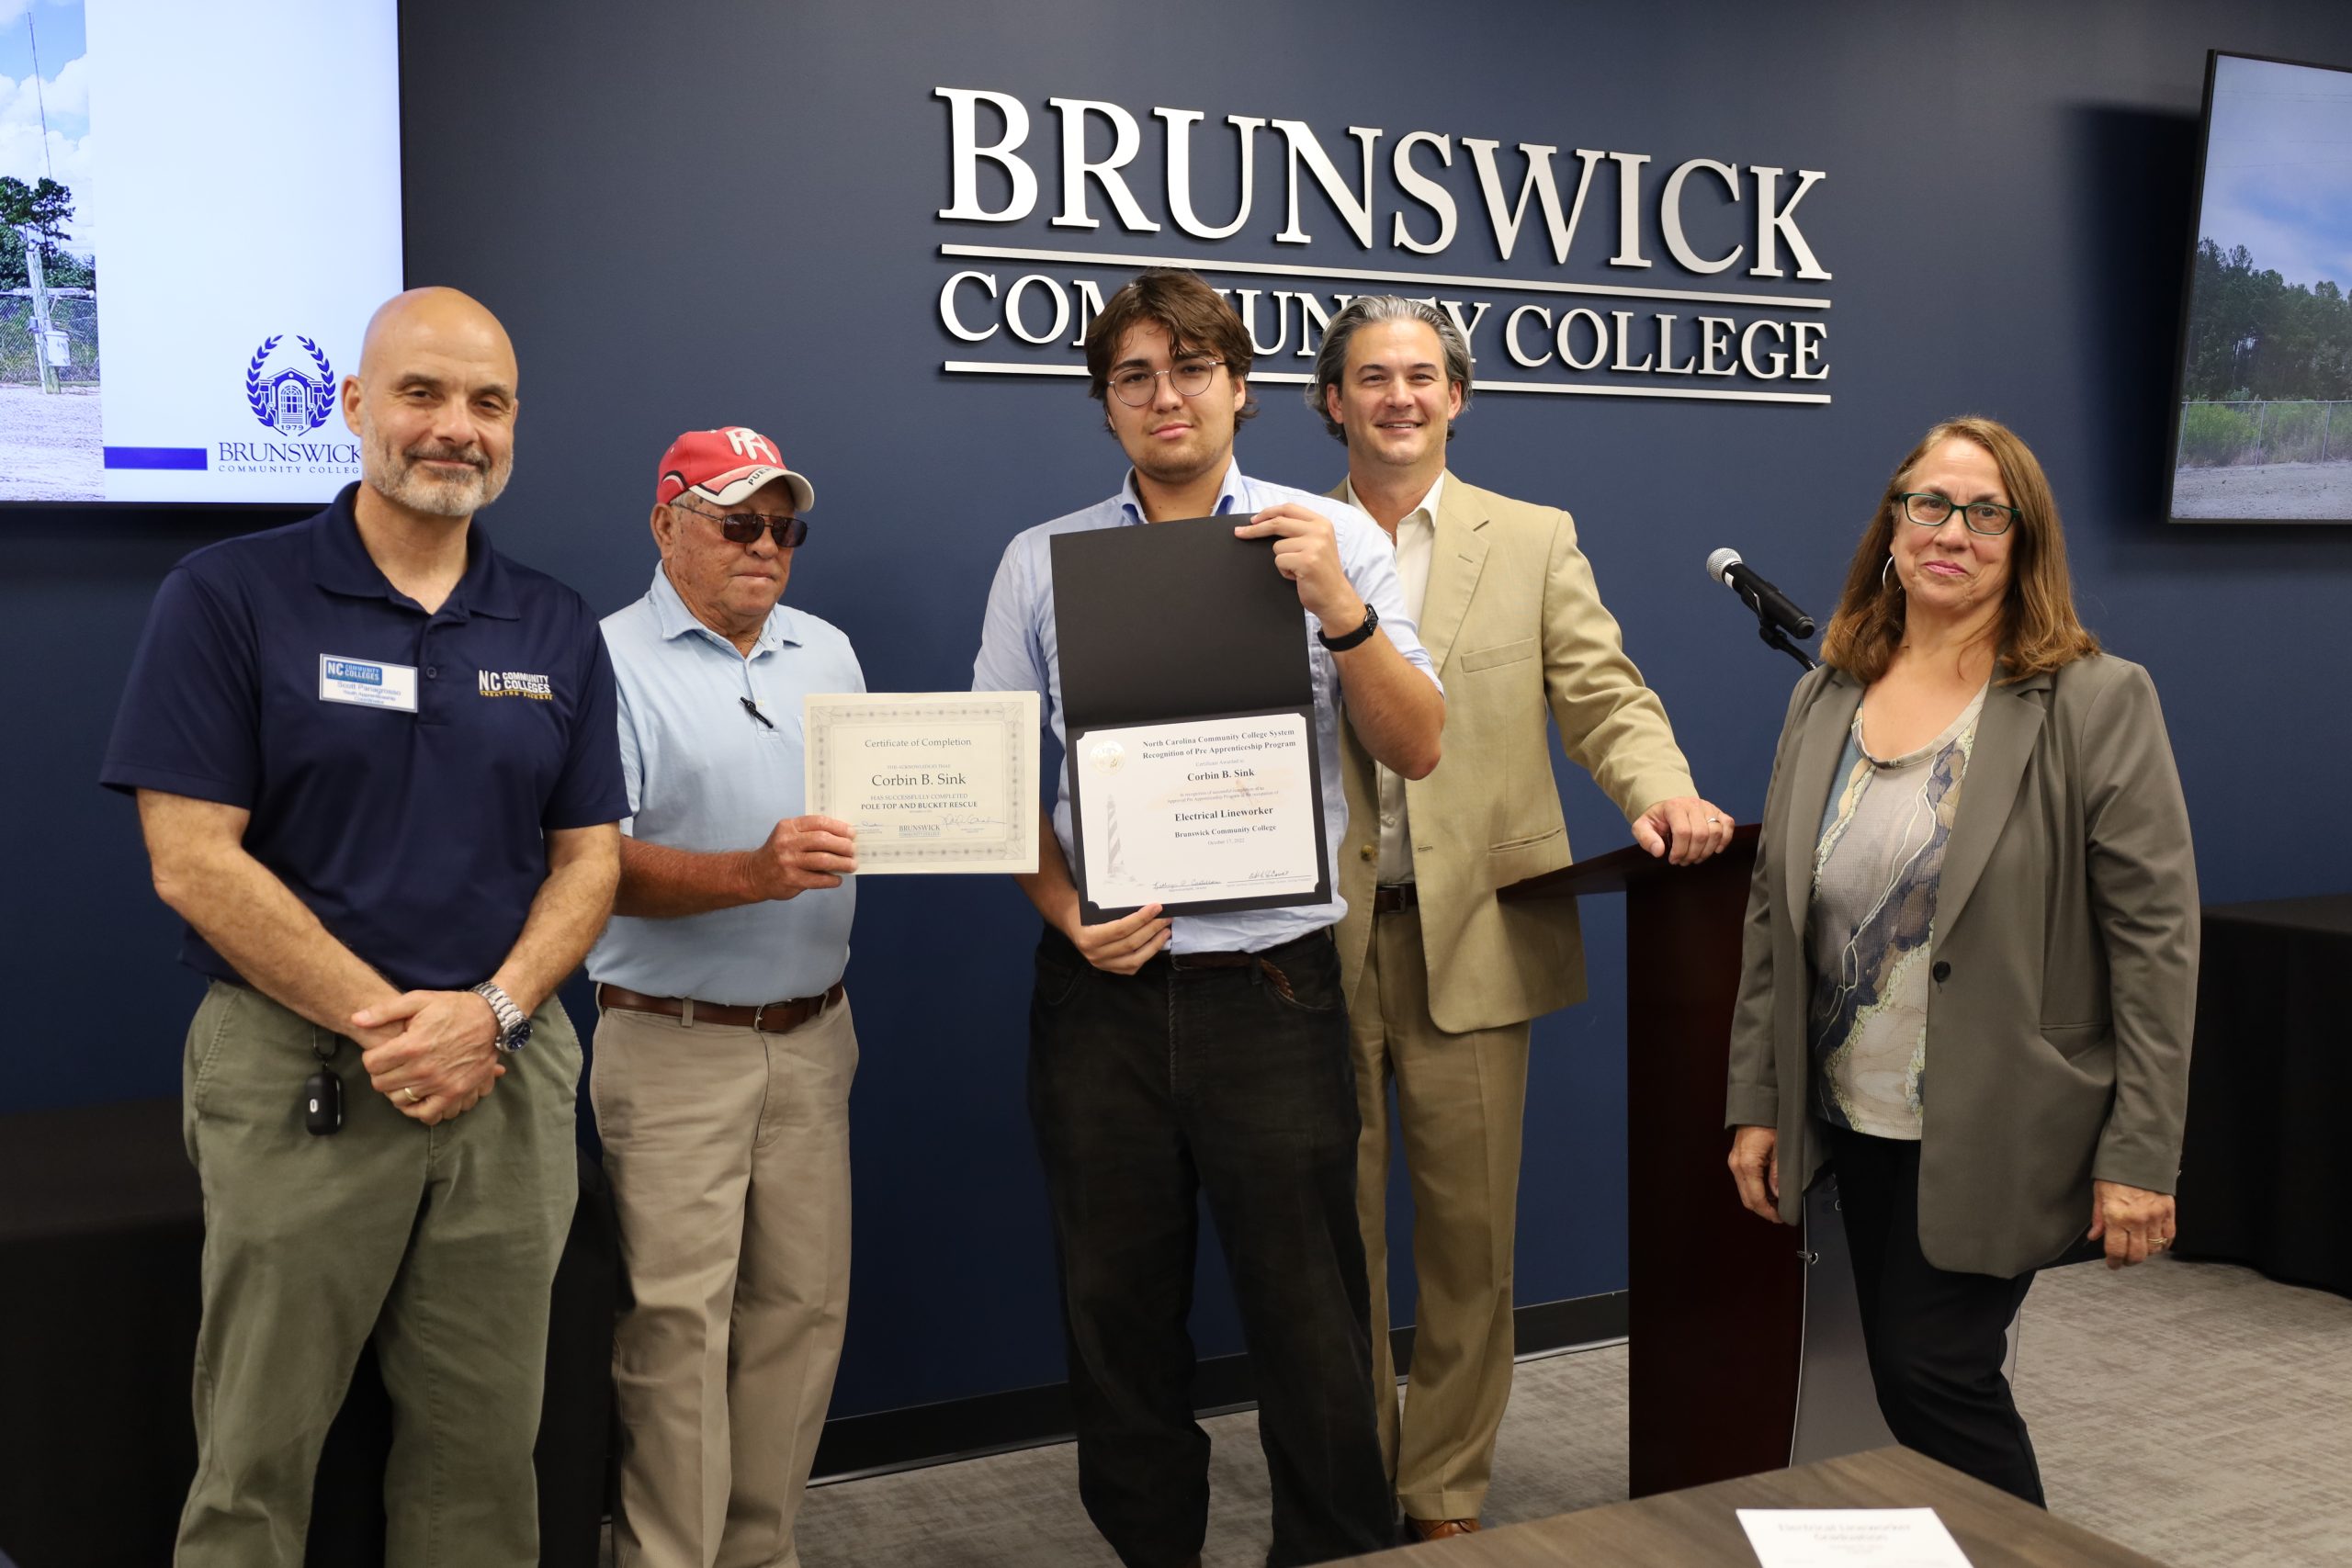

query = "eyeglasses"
1108;357;1225;407
1897;491;2019;536
673;500;809;549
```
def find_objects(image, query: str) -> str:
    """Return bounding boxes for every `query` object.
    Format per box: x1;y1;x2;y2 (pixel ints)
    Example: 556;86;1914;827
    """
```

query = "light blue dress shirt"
587;566;864;1004
971;461;1441;955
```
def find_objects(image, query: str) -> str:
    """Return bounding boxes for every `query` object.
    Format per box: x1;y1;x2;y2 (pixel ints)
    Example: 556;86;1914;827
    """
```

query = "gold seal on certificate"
1069;710;1325;914
803;692;1040;874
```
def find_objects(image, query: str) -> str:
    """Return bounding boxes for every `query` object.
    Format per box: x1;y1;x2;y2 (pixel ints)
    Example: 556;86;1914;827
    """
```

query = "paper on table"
1736;1508;1973;1567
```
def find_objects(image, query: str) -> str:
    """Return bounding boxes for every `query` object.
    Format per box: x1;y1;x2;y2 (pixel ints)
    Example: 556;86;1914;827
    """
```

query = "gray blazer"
1724;653;2199;1278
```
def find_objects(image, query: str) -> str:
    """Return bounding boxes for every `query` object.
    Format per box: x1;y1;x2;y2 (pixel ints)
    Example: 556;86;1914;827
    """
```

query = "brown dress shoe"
1407;1517;1483;1540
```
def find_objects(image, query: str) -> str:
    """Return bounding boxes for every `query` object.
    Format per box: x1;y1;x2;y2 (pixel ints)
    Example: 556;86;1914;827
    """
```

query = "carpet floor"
707;1258;2352;1565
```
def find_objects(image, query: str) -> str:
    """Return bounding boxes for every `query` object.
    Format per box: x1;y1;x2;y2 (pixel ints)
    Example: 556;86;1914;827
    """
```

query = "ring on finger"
401;1086;422;1105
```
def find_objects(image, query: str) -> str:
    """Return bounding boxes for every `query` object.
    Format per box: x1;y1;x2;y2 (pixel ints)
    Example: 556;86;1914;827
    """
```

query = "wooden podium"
1502;824;1805;1496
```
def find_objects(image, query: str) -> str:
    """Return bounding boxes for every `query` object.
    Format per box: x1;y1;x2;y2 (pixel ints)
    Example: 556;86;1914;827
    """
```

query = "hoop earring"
1881;556;1901;593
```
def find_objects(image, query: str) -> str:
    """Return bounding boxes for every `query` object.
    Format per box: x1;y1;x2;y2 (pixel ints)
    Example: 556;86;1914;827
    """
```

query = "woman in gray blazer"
1724;416;2198;1506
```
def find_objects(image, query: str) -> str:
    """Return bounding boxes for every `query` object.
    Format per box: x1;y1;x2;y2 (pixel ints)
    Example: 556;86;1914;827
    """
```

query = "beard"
359;414;513;519
1121;423;1228;491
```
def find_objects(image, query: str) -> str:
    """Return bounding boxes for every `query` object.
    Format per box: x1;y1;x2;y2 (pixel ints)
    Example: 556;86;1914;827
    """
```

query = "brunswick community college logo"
217;332;362;478
245;335;337;436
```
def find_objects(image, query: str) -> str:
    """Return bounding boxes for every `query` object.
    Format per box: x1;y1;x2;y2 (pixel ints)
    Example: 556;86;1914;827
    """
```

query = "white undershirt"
1344;470;1442;886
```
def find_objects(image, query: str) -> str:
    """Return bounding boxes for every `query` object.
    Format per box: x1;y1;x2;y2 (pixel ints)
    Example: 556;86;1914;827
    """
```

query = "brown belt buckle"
754;982;840;1034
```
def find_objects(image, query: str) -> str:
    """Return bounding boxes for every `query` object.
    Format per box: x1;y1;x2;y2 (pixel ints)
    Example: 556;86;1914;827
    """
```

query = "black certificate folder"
1050;517;1331;921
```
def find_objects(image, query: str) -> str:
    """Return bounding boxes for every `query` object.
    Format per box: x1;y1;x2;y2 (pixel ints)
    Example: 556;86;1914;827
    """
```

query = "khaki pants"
1349;907;1532;1524
593;992;857;1568
175;979;582;1568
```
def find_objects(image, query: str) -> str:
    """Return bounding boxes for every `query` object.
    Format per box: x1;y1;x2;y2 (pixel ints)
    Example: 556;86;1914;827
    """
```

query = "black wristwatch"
1317;600;1380;652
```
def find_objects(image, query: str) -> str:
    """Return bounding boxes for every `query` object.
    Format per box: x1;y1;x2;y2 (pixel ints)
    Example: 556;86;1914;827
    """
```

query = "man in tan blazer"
1310;297;1733;1540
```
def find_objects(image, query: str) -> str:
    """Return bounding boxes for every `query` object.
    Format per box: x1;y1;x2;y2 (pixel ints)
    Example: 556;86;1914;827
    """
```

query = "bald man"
101;288;628;1565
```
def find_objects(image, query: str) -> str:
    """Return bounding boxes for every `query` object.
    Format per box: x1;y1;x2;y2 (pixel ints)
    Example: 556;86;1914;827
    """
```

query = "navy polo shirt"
100;483;628;994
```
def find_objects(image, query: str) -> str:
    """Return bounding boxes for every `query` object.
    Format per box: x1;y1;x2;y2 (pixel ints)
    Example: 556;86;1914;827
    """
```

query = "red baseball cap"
653;426;816;513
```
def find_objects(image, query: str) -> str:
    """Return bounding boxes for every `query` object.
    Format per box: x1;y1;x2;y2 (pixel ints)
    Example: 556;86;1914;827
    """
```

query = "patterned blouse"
1805;685;1987;1139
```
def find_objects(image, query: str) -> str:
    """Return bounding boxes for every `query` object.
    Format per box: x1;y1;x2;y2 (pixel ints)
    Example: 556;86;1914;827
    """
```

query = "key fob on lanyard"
304;1066;344;1135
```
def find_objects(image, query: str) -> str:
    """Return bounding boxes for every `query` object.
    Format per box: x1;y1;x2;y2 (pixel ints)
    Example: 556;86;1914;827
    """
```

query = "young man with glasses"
972;269;1446;1567
585;426;863;1568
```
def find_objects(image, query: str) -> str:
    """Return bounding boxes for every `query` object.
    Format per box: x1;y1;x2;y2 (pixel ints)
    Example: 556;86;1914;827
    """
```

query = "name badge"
319;654;420;713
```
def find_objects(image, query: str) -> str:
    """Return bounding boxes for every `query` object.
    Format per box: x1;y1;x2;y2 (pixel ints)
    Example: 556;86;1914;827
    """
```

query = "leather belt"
596;982;842;1034
1373;884;1419;914
1165;932;1326;1004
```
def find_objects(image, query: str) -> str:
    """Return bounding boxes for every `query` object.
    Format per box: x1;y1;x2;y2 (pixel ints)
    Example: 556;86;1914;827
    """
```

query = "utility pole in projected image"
23;228;60;394
22;7;61;395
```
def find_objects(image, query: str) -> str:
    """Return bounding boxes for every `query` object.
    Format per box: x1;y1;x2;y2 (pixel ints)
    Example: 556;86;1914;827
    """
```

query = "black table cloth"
0;1097;617;1568
2176;894;2352;1299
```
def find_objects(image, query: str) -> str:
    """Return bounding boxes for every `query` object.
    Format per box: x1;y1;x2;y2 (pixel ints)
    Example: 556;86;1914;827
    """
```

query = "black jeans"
1028;926;1394;1568
1826;1126;2046;1506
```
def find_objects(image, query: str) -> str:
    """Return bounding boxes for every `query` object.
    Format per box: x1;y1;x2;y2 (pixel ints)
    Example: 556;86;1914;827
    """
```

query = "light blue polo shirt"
972;460;1440;955
587;566;863;1005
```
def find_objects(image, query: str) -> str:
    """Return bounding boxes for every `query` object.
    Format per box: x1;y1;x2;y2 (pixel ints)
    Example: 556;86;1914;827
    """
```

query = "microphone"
1705;548;1815;639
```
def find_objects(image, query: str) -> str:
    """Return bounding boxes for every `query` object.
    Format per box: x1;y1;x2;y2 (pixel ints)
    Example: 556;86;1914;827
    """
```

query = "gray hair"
1304;295;1474;443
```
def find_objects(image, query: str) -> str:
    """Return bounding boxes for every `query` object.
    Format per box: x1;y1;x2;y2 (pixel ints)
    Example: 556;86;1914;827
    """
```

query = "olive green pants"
174;979;581;1568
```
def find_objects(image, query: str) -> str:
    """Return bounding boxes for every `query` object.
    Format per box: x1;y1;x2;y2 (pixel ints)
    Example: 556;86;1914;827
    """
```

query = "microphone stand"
1754;605;1817;672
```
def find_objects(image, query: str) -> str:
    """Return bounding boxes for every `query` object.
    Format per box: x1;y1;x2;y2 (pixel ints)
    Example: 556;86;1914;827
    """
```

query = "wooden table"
1336;1447;2171;1566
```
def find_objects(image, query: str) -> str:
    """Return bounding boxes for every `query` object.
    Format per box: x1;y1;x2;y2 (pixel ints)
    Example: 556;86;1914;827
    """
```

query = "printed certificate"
804;692;1039;874
1736;1508;1973;1566
1067;709;1329;918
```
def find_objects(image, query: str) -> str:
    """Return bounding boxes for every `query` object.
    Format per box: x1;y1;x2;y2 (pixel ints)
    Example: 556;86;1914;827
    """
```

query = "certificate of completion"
803;692;1039;874
1067;709;1329;919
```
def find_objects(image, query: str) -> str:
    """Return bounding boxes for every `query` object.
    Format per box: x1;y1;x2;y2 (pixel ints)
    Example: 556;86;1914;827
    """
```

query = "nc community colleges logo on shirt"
479;669;555;701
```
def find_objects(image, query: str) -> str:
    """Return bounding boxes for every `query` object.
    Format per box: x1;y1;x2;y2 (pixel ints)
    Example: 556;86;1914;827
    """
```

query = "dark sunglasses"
675;500;809;548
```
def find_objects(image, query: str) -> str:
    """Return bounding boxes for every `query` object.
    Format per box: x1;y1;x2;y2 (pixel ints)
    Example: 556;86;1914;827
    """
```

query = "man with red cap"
586;425;863;1568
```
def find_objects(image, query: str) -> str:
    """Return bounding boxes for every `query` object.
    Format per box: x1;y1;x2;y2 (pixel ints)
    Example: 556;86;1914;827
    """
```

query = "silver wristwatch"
471;981;531;1054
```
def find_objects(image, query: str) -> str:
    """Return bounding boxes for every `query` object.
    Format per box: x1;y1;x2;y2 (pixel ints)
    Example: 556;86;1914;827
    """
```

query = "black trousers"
1826;1126;2046;1506
1028;926;1395;1568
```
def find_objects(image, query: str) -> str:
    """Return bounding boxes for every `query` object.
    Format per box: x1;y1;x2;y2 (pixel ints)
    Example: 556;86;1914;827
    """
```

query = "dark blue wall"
9;0;2352;1421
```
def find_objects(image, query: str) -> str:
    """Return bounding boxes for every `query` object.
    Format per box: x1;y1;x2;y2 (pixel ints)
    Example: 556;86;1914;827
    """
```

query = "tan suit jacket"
1331;473;1695;1034
1724;655;2199;1279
